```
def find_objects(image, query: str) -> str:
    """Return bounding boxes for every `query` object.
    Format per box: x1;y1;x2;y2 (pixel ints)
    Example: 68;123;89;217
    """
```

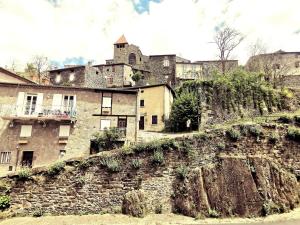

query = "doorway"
21;151;34;167
139;116;144;130
118;117;127;137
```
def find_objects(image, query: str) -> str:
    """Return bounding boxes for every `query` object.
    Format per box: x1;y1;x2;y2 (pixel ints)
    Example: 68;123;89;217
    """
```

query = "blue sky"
0;0;300;69
132;0;162;14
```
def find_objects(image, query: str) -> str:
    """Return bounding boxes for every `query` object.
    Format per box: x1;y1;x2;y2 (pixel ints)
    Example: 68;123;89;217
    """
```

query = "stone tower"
113;35;146;70
113;35;129;64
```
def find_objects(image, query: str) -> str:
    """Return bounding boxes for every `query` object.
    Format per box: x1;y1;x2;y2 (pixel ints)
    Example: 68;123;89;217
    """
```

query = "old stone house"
0;82;138;175
125;84;174;132
245;50;300;88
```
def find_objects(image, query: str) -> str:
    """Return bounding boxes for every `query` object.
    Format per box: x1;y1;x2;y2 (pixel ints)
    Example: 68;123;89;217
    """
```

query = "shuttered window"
0;152;11;164
20;125;32;137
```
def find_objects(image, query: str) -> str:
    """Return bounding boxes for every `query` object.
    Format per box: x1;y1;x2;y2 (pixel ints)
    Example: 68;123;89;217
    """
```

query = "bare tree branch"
214;26;244;74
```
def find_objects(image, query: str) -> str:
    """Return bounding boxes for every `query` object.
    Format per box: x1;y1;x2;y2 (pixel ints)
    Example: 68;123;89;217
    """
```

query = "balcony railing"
0;105;77;120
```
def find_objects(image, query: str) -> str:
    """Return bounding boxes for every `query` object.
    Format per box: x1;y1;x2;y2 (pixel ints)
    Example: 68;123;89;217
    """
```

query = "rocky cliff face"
1;122;299;218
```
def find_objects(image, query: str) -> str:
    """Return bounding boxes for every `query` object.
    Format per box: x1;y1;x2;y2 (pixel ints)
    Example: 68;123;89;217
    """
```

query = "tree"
168;91;198;132
131;71;142;82
248;39;268;57
31;55;50;84
213;26;244;74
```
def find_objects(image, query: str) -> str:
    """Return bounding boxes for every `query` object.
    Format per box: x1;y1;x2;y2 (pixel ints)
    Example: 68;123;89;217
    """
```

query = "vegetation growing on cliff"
168;69;293;132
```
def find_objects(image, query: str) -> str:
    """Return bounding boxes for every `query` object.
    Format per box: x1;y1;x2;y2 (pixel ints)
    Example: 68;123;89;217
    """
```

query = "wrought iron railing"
0;105;77;119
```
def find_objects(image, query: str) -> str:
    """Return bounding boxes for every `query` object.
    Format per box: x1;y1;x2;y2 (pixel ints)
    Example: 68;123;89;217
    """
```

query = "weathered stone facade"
3;123;300;217
0;83;138;175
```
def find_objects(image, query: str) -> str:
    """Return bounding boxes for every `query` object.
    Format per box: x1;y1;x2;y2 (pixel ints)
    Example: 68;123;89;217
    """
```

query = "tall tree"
31;55;50;84
213;26;244;74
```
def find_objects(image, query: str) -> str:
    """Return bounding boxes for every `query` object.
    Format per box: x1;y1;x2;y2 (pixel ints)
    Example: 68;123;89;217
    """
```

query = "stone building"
245;50;300;88
125;84;174;132
0;82;138;175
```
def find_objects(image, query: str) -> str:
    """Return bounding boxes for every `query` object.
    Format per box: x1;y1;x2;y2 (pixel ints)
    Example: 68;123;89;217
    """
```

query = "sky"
0;0;300;69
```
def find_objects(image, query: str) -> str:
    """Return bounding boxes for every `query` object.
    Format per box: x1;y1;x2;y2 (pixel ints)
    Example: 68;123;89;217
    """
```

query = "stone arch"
129;53;136;65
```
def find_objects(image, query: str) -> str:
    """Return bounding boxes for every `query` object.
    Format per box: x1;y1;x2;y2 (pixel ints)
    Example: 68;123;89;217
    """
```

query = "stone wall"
3;123;300;217
148;55;177;86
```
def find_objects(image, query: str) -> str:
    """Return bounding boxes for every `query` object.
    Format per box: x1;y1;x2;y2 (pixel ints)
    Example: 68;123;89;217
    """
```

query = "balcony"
0;105;77;122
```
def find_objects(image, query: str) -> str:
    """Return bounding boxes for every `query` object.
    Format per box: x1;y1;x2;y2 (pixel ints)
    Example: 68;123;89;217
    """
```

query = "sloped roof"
114;35;128;44
0;67;36;84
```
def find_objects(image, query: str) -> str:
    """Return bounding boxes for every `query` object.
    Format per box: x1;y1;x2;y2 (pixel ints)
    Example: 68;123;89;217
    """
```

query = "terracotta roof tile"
115;35;128;44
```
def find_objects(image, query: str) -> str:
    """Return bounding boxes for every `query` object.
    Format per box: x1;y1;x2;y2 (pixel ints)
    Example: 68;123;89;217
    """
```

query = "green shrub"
47;161;65;176
195;212;205;220
131;159;143;169
131;141;160;153
193;133;209;141
100;157;121;172
122;190;147;218
208;209;220;218
269;132;280;144
216;142;225;150
159;139;178;151
74;176;86;187
278;115;293;124
17;167;32;180
77;159;92;170
176;165;189;180
262;200;281;216
226;128;241;141
249;125;263;139
32;208;43;217
179;141;193;155
92;128;121;151
0;195;10;210
151;151;164;165
131;72;142;82
286;127;300;142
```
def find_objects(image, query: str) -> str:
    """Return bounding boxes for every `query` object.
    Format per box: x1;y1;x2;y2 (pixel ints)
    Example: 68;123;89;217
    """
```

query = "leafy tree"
168;91;198;132
131;71;142;82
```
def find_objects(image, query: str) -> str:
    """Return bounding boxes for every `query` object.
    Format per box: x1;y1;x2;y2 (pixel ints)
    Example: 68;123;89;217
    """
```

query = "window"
141;90;144;93
295;61;300;68
163;59;170;67
152;115;158;125
100;119;111;130
102;96;112;108
0;152;11;164
55;75;61;83
59;125;70;137
20;125;32;137
107;77;113;84
112;66;115;72
24;94;37;115
107;68;109;72
129;53;136;65
140;100;144;107
59;150;66;158
63;95;75;112
69;73;75;81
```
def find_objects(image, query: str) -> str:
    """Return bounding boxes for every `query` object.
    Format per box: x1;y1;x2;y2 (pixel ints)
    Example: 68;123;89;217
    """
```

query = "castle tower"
113;35;129;64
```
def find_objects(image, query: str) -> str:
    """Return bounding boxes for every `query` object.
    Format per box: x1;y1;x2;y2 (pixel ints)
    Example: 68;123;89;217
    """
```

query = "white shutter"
52;94;62;110
100;119;111;130
72;95;77;117
59;125;70;137
20;125;32;137
16;92;25;116
35;93;43;114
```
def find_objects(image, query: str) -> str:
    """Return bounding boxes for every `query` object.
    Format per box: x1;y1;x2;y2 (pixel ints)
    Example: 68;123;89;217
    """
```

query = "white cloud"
0;0;300;70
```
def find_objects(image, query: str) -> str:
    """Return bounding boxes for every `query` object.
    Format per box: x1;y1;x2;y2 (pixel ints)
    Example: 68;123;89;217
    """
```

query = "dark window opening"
107;68;109;72
21;151;33;168
152;115;158;125
129;53;136;65
96;71;99;75
140;100;144;107
141;90;144;93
